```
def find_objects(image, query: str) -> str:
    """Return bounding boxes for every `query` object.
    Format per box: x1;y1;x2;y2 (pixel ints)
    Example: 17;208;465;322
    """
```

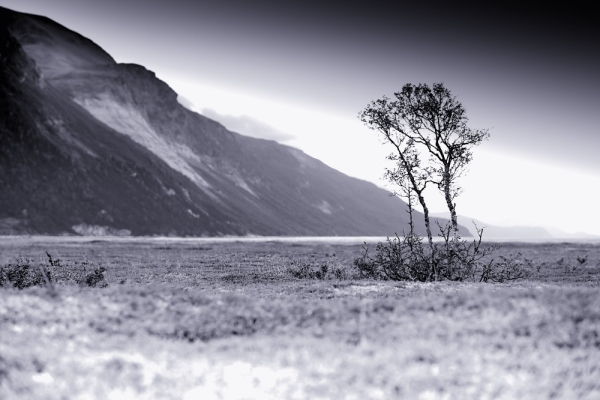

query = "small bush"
479;253;533;283
288;258;357;280
0;257;53;289
84;267;107;288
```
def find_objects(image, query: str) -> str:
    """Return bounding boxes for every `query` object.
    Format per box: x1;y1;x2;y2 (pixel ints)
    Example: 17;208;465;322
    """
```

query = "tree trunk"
442;168;460;280
443;169;459;237
407;192;415;236
416;191;437;280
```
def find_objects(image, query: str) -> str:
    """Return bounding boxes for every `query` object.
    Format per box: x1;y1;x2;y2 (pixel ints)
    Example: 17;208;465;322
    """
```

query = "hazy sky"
3;1;600;235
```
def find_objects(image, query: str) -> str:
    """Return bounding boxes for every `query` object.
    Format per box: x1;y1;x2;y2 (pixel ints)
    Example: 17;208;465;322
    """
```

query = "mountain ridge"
0;5;468;237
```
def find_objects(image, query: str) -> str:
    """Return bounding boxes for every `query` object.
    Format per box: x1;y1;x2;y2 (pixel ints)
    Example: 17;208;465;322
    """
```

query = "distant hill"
431;212;598;240
0;6;468;237
542;226;600;240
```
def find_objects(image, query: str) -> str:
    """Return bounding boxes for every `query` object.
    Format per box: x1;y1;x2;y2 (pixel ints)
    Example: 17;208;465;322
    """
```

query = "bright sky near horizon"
3;1;599;235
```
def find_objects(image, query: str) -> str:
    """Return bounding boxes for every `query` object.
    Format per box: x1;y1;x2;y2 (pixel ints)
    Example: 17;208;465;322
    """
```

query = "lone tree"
359;83;489;239
356;83;491;281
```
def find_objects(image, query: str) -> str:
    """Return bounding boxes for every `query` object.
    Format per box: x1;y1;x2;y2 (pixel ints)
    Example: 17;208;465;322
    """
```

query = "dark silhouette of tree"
359;99;436;268
356;85;535;283
359;83;489;240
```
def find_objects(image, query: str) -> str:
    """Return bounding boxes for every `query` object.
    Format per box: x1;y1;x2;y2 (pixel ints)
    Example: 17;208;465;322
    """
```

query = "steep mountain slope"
0;6;465;236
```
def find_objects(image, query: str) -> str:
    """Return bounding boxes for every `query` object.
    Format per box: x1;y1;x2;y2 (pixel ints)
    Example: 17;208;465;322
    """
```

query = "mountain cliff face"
0;6;465;236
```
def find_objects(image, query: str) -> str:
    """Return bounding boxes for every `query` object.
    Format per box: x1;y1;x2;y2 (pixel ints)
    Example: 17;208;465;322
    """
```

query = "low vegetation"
354;230;535;283
0;251;107;289
1;239;599;399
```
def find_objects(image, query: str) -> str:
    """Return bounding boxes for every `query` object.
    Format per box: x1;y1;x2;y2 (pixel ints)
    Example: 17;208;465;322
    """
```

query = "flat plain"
1;237;599;399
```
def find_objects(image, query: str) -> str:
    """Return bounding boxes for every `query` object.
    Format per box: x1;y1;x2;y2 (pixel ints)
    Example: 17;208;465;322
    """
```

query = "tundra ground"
1;238;599;399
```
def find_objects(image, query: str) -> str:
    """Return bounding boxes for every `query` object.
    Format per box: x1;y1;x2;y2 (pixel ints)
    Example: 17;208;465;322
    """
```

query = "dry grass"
1;238;599;399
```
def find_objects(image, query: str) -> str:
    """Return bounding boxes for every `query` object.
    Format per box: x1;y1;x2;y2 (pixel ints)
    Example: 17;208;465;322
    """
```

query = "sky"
3;1;600;235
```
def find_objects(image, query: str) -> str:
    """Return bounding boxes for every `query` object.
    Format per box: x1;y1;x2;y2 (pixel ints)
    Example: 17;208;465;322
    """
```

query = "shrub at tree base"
354;228;533;283
354;234;431;281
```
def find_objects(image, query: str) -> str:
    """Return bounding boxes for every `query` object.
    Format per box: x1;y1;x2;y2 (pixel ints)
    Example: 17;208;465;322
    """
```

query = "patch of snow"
316;200;332;215
73;94;211;191
187;209;200;218
229;172;256;196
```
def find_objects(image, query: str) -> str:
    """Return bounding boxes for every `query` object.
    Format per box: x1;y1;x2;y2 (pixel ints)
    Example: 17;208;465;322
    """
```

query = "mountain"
431;212;600;241
542;226;600;240
0;6;468;237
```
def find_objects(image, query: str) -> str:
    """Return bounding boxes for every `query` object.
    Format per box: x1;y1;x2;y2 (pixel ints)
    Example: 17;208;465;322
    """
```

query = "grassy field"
1;238;599;399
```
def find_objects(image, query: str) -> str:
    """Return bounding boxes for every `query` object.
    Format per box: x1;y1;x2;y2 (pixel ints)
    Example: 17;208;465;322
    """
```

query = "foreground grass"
1;239;600;399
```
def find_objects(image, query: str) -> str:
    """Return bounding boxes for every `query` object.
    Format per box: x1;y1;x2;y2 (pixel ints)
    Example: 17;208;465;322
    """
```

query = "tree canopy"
359;82;489;240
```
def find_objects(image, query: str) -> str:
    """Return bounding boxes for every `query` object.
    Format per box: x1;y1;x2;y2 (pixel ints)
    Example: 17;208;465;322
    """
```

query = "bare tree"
360;83;489;239
356;85;535;283
359;99;436;263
